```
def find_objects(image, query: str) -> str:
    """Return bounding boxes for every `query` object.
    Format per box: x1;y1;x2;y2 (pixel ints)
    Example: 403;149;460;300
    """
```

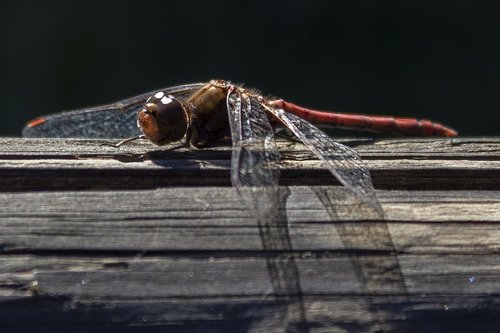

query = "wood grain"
0;137;499;332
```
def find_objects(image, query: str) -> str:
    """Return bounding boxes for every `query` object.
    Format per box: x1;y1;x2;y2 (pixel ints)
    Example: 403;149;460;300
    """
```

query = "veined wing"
265;104;383;214
227;89;307;328
228;88;289;254
226;88;280;188
22;83;205;139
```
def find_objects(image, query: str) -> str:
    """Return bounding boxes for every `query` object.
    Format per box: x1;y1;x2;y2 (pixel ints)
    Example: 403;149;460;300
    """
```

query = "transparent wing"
227;89;306;328
22;83;205;139
265;105;382;213
226;89;280;188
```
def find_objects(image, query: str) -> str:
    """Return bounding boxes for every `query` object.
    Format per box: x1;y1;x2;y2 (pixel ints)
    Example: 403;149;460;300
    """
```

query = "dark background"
1;0;499;137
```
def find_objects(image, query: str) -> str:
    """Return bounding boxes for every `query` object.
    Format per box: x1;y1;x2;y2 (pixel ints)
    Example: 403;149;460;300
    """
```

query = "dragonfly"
23;80;456;329
23;79;457;210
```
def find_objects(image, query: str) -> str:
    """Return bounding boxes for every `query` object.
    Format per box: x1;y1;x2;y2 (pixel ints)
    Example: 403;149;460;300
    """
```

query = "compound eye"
155;96;185;124
154;94;188;141
138;92;188;145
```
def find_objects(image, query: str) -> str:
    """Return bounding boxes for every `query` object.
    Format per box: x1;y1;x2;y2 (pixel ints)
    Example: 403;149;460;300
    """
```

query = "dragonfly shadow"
239;185;313;333
311;187;410;330
140;144;311;331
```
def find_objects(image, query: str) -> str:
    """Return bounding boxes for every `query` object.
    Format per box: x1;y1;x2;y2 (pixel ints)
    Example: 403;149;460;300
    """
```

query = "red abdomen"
270;99;458;137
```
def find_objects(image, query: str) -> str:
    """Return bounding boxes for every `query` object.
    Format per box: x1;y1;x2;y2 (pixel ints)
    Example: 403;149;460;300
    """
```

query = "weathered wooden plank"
1;253;500;332
0;188;499;254
1;137;499;331
1;254;497;298
0;138;499;190
1;137;499;158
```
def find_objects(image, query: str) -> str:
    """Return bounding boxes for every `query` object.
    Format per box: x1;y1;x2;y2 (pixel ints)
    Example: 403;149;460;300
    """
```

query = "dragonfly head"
137;92;188;146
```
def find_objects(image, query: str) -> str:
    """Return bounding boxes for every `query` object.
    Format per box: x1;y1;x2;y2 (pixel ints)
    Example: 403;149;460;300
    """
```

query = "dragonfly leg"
102;135;146;148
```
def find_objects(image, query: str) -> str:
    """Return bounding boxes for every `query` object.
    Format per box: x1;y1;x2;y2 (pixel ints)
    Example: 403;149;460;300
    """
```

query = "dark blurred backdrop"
1;0;499;136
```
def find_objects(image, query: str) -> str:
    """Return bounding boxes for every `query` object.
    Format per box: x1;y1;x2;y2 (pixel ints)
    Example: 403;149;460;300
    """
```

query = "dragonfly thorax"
137;92;188;146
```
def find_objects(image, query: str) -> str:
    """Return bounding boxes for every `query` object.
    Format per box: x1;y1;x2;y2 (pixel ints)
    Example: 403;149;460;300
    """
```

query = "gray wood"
0;137;499;190
0;137;499;332
1;188;499;252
